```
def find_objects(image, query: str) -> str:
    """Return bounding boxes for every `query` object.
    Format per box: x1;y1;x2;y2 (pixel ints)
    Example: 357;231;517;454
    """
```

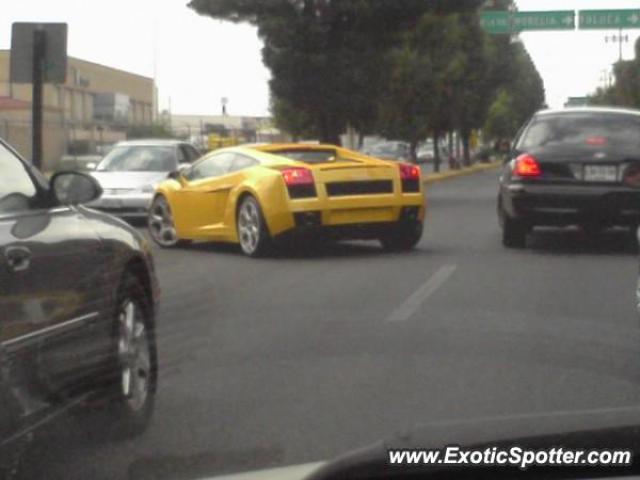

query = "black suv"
0;138;159;470
498;107;640;248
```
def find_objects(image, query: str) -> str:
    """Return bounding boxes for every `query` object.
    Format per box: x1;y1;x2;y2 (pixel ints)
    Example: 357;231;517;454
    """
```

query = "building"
0;51;156;170
170;114;286;149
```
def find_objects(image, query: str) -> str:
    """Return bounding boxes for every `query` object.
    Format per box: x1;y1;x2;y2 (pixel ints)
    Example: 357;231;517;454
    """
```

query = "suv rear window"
518;112;640;150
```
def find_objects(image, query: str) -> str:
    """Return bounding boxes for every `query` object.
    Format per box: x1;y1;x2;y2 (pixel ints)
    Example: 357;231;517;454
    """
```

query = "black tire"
379;222;423;251
236;196;272;257
104;272;157;439
502;216;527;248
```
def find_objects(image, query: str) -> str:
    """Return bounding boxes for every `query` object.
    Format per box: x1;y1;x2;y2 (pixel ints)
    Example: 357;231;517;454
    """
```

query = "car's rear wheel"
502;216;527;248
237;196;271;257
148;195;188;248
379;222;423;251
106;273;157;438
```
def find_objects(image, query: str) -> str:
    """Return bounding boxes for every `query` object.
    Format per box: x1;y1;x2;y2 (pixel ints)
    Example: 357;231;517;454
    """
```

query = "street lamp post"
605;29;629;62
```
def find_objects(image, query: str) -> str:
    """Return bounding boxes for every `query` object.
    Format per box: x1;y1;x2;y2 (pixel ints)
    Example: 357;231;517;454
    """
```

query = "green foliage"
127;123;175;140
377;12;464;161
483;40;545;141
270;96;317;140
189;0;545;153
587;37;640;109
484;89;518;139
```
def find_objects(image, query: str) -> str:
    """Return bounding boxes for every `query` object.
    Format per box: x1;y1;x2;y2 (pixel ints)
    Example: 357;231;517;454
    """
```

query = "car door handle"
4;246;32;273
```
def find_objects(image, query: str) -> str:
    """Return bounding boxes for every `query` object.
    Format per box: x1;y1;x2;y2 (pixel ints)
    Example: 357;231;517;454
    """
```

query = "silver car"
88;139;201;218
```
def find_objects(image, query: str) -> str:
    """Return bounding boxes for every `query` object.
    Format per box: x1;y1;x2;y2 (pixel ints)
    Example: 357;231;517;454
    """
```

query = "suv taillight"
399;163;421;193
282;167;316;198
513;154;541;178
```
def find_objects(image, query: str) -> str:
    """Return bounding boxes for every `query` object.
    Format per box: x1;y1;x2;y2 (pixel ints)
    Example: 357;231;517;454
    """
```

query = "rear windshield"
97;146;177;172
518;112;640;150
273;149;339;163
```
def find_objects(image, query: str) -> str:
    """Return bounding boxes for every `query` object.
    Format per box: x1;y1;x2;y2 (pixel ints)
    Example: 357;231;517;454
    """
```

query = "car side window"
186;152;235;181
0;143;37;214
229;154;258;173
180;145;200;163
176;146;187;165
187;145;201;162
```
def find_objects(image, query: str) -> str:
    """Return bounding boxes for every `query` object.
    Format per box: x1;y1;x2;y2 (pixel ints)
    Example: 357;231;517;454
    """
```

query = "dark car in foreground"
498;107;640;248
0;138;159;473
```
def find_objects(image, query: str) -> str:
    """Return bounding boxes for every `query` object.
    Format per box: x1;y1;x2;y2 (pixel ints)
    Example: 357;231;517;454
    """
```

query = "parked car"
363;141;411;162
149;143;425;256
498;107;640;248
88;139;201;218
56;154;103;172
417;140;451;164
0;137;159;470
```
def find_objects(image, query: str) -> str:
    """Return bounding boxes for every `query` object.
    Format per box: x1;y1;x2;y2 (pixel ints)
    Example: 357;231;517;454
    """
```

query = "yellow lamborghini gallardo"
148;144;426;257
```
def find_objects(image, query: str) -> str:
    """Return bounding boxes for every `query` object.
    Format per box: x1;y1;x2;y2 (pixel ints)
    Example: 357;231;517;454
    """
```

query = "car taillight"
282;167;314;186
399;163;421;193
282;167;317;198
513;154;541;178
586;136;608;146
399;163;420;181
623;163;640;188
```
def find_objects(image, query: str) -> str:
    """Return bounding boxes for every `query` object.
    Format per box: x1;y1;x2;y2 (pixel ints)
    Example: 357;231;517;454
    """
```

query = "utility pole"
619;28;623;62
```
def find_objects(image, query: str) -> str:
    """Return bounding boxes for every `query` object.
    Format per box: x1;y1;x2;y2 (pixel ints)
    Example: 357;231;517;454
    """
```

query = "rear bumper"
275;208;422;242
265;191;426;237
501;182;640;226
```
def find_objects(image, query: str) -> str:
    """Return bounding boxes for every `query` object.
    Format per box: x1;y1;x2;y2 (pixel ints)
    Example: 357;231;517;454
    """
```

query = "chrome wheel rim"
149;197;178;247
118;300;150;412
238;200;260;254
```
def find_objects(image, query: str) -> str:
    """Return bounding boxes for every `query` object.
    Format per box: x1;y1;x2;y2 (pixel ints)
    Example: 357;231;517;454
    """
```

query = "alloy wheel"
238;199;261;255
117;300;151;413
148;196;179;247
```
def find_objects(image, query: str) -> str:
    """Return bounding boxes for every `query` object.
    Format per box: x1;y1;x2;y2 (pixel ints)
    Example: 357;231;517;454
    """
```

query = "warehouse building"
0;51;155;170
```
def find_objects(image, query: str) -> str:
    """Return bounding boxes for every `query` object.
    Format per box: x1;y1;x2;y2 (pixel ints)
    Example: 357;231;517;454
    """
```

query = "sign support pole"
31;28;45;169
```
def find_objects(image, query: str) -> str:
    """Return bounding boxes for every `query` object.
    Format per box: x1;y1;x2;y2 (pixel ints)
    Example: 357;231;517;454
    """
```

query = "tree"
377;12;464;165
189;0;438;144
483;89;518;140
483;41;545;144
270;96;316;140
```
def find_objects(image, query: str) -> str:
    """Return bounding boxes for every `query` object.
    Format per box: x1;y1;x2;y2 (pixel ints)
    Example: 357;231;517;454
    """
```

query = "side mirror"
51;171;102;205
169;163;191;180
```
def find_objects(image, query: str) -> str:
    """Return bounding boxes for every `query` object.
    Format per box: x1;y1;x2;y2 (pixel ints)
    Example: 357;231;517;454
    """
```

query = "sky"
1;0;639;117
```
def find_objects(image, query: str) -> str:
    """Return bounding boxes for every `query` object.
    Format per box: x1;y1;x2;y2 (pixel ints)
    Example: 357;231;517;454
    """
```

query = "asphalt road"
19;169;640;479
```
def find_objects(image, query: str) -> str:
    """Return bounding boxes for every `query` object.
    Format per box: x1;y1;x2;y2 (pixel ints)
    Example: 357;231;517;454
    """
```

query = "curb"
423;161;502;185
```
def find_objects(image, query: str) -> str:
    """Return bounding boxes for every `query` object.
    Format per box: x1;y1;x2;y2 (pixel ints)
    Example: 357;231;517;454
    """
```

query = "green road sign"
480;11;575;34
579;9;640;30
480;11;511;34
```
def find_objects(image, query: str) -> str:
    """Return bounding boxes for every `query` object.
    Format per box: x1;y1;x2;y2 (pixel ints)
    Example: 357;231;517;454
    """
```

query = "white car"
88;139;201;218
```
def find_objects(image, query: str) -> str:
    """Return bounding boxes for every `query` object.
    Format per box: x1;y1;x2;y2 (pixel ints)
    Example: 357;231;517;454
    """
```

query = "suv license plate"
584;165;617;182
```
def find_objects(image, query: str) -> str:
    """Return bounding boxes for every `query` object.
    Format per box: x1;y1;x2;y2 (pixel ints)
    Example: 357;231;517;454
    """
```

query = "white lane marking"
386;264;457;323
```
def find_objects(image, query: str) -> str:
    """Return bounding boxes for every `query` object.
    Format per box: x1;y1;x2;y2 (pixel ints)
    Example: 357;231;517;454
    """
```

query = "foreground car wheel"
108;273;157;438
379;222;423;251
148;195;187;248
237;196;272;257
502;216;527;248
